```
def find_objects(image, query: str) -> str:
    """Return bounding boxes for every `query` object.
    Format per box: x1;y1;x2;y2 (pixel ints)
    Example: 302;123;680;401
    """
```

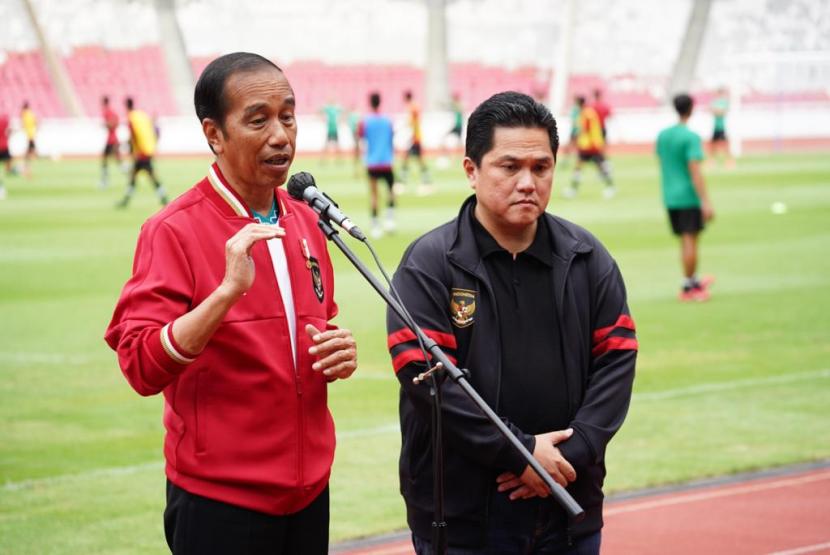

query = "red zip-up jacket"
105;163;339;515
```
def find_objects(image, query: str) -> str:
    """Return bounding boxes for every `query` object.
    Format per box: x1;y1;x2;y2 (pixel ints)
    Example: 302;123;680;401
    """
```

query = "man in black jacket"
386;91;637;554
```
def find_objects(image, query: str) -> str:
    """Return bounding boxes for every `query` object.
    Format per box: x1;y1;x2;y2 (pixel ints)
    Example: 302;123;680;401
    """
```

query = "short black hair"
102;95;110;105
575;95;586;108
369;92;381;109
465;91;559;166
403;90;412;101
673;93;694;117
125;97;134;110
194;52;283;127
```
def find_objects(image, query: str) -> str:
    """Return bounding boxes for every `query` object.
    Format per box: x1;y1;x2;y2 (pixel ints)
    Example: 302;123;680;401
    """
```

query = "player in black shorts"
657;94;716;302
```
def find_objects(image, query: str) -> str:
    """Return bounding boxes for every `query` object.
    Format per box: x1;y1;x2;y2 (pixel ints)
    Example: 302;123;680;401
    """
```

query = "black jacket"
386;196;637;546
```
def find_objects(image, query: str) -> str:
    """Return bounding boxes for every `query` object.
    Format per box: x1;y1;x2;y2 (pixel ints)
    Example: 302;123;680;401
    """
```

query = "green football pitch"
1;150;829;553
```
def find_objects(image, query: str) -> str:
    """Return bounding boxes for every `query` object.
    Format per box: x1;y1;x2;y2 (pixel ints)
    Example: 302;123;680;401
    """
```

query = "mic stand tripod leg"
415;364;448;555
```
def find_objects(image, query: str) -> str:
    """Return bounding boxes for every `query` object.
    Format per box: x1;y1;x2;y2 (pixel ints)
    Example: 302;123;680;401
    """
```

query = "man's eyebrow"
243;97;295;117
494;154;553;163
243;103;267;117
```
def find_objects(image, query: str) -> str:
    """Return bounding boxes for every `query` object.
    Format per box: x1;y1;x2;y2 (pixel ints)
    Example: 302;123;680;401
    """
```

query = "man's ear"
462;157;477;190
202;118;224;155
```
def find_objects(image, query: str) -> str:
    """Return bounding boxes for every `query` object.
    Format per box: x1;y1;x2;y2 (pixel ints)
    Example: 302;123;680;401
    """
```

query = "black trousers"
164;480;329;555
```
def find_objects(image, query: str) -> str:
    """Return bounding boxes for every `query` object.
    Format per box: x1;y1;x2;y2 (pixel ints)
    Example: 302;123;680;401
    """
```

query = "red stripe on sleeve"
387;328;416;349
591;336;638;358
392;348;457;374
592;314;636;344
392;349;426;372
387;328;457;350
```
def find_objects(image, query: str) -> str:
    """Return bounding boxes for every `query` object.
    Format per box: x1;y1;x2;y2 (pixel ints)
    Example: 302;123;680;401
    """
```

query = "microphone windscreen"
287;172;316;200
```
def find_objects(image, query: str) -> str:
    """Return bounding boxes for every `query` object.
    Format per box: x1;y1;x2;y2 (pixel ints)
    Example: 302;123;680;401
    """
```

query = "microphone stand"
315;217;585;554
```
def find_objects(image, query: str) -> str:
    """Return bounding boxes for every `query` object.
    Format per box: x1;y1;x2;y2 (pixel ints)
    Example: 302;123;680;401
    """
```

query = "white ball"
771;202;788;215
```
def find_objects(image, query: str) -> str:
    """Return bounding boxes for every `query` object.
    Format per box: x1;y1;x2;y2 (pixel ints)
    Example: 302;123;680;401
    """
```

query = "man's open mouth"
264;154;290;166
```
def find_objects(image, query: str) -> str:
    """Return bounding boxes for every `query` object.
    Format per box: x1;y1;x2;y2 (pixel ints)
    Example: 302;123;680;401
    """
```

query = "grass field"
1;150;829;553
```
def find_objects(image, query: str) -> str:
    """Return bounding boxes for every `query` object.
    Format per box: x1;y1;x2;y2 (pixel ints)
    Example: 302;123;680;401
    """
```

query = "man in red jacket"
105;52;358;555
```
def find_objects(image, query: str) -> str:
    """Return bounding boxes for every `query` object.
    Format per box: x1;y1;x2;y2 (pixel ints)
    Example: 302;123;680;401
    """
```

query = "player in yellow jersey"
116;97;168;208
565;96;616;199
398;90;433;195
20;101;37;177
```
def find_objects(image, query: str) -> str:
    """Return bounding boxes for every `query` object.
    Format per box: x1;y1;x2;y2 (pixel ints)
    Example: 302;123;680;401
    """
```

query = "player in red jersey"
99;96;124;189
0;112;11;199
592;88;612;141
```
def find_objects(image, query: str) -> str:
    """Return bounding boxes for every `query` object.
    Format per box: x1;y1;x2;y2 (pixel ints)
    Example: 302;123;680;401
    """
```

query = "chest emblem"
301;238;325;303
450;288;476;328
308;257;324;303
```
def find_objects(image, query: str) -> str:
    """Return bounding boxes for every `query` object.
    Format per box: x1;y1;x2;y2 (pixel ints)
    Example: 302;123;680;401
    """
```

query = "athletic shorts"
0;149;10;162
27;140;36;152
407;143;422;157
327;130;338;142
668;208;704;235
578;151;605;164
449;124;462;137
103;143;118;156
134;157;154;173
367;168;394;188
712;129;727;142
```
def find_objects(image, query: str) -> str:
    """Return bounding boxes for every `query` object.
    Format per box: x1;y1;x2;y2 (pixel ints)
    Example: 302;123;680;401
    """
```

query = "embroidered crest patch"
449;288;476;328
308;256;324;303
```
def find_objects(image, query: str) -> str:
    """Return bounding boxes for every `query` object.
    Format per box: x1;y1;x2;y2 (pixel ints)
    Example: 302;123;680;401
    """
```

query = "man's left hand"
306;324;357;381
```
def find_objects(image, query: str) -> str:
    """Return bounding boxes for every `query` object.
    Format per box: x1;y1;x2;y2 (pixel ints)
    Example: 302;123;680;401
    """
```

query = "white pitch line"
605;471;830;516
1;426;401;492
2;461;163;492
767;541;830;555
337;423;399;439
634;368;830;401
3;370;827;493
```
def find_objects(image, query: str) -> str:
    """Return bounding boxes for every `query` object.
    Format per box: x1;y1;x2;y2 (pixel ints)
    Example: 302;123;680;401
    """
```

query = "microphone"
287;172;367;241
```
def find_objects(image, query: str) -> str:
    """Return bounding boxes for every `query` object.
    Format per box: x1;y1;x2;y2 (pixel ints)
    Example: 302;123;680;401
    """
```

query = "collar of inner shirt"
470;208;553;267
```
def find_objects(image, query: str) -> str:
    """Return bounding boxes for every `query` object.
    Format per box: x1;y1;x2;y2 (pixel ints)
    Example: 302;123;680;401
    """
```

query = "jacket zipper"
264;211;304;488
557;252;577;418
283;220;304;489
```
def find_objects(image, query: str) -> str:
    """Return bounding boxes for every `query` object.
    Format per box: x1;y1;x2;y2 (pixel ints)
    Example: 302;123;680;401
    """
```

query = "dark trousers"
164;480;329;555
412;489;601;555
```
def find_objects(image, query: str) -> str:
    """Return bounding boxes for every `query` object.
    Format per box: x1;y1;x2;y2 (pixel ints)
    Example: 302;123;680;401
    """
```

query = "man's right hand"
220;223;285;298
171;223;285;356
496;428;576;500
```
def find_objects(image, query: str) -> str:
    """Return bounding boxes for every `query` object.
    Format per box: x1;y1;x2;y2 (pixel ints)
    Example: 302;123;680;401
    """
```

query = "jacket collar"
200;162;291;220
447;195;592;273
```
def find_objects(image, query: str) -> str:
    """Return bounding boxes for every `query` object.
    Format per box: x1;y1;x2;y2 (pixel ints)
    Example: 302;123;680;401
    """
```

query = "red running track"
334;466;830;554
602;468;830;555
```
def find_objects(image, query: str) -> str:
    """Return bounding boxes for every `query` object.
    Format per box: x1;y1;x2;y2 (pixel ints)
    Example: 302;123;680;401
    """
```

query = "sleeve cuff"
557;428;594;468
149;322;198;370
498;432;536;476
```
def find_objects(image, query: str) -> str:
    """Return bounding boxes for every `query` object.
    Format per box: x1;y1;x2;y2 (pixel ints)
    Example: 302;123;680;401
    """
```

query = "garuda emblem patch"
308;257;324;303
450;288;476;328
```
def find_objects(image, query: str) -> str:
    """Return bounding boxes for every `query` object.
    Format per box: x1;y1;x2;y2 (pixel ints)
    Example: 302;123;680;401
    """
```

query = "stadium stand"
0;51;64;117
0;0;826;154
63;45;177;117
